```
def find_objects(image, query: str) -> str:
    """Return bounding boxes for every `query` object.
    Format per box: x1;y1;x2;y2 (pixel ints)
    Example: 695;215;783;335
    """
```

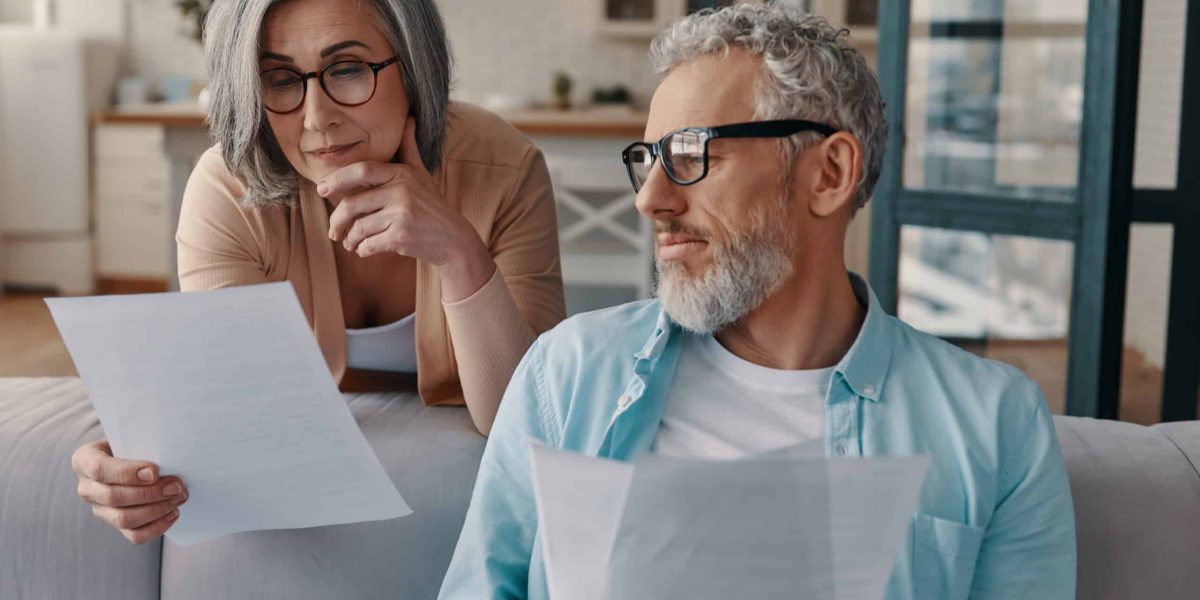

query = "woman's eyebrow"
261;51;294;63
320;40;370;58
259;41;369;64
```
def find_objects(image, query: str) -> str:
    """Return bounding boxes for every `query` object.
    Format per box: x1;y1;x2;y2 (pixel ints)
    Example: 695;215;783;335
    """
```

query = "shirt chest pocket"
912;513;986;600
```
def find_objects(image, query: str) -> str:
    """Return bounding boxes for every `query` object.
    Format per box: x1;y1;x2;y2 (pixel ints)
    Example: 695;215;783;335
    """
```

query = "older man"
439;5;1075;600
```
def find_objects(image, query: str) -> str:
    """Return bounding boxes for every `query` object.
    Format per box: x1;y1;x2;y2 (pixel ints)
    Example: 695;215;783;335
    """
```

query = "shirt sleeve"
175;148;270;291
442;146;566;435
970;378;1077;599
438;337;556;599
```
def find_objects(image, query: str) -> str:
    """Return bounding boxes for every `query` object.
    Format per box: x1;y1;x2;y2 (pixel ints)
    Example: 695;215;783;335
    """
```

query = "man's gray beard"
655;211;795;335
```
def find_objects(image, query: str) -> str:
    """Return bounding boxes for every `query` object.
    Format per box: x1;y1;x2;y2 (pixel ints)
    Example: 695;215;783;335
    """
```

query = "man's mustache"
654;220;711;240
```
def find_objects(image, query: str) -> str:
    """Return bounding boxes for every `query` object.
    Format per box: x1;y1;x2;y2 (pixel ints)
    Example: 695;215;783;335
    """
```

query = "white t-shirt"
650;333;834;459
345;313;418;373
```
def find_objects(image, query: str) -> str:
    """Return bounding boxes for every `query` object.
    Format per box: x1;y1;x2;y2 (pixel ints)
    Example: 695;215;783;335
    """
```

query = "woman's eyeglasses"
260;57;399;114
620;120;839;192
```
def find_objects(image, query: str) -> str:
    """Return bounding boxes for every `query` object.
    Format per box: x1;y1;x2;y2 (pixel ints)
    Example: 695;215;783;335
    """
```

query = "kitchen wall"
0;0;28;22
2;0;663;107
0;0;1180;369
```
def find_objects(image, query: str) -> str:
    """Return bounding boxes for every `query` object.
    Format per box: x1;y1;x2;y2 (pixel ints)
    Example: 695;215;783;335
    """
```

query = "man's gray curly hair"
649;3;887;210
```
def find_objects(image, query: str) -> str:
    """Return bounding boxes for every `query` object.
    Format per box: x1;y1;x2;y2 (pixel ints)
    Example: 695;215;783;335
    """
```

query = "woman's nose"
302;81;343;131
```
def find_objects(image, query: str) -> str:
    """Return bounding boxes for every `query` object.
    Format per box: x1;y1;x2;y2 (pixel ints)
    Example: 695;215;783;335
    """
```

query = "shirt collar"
642;272;895;402
833;273;894;402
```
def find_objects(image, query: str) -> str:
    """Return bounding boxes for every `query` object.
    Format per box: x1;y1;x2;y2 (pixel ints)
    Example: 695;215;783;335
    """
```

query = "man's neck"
714;264;866;371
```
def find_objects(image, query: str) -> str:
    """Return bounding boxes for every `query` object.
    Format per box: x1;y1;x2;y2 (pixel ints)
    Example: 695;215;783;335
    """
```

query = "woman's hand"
322;117;496;302
72;440;188;544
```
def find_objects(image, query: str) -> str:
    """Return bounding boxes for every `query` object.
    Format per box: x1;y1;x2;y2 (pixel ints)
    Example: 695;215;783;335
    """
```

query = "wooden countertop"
93;103;648;138
92;102;208;128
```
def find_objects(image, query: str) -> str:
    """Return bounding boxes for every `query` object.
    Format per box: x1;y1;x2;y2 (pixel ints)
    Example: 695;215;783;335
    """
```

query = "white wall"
0;0;31;22
3;0;663;105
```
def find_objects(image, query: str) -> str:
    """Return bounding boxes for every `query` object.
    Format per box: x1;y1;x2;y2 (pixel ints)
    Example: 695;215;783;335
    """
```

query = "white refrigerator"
0;25;92;294
0;2;122;295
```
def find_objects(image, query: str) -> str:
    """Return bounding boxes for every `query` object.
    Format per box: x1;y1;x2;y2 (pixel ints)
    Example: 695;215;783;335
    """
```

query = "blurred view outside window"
893;0;1088;412
892;0;1192;421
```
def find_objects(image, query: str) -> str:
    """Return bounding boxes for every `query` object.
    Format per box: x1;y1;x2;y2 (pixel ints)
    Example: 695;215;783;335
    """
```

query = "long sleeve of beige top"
177;102;566;435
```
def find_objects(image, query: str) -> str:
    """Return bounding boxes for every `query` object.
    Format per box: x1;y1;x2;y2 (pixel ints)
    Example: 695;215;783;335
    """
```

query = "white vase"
197;86;211;113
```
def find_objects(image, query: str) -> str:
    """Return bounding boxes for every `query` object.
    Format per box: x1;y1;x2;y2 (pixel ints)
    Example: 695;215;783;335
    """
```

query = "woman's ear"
803;132;863;218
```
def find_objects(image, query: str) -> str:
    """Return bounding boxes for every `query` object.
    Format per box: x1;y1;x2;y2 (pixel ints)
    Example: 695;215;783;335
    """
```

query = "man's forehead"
644;50;761;141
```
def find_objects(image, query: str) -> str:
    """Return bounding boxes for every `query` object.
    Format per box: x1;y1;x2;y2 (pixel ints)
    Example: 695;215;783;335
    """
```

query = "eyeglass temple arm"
708;120;838;139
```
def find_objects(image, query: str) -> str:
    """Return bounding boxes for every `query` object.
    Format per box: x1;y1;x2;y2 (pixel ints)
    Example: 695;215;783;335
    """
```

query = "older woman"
70;0;564;544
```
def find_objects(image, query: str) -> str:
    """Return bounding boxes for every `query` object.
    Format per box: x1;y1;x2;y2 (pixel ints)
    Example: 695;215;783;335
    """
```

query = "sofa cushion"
160;390;486;600
1054;416;1200;600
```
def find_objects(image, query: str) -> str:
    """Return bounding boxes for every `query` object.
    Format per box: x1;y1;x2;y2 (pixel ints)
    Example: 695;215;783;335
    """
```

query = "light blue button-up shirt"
439;275;1076;600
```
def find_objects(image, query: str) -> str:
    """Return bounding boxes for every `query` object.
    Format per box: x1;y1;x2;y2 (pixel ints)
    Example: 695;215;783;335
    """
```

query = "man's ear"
801;132;863;218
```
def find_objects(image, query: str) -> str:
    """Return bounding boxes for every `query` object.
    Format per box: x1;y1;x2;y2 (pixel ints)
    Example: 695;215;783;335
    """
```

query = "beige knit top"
175;103;565;435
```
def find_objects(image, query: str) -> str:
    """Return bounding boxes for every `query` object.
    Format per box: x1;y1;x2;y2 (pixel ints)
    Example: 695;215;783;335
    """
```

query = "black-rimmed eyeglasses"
620;120;839;193
260;57;399;114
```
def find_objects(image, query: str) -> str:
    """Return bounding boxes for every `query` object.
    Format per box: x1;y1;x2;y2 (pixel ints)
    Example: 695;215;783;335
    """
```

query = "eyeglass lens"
663;131;706;183
627;130;709;191
261;61;377;113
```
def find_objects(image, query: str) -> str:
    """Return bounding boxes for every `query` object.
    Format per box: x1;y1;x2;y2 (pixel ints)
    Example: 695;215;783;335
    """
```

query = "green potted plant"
176;0;213;42
552;71;574;110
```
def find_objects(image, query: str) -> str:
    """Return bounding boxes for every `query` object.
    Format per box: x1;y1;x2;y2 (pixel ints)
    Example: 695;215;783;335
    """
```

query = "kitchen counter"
93;102;648;138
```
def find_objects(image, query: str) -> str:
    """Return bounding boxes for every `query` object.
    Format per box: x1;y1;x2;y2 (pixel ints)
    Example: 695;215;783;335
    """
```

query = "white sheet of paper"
530;442;929;600
46;283;412;546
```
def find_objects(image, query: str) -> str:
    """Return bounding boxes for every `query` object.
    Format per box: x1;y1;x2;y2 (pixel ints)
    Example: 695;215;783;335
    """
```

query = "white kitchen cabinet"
93;124;173;278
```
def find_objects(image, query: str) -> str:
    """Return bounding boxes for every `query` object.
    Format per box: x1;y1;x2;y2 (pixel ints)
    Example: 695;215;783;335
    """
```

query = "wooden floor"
0;293;78;377
0;292;1192;424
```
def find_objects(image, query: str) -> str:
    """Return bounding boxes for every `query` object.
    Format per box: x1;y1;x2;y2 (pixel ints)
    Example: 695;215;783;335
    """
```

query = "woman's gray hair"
649;4;887;211
203;0;452;206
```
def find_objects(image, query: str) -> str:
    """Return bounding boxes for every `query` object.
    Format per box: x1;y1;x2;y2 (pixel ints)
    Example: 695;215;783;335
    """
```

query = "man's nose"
634;160;686;220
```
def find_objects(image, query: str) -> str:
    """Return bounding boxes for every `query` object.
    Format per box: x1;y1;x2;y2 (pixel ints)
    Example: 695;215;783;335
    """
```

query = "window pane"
903;0;1088;201
1133;0;1188;190
898;225;1074;413
1120;224;1174;423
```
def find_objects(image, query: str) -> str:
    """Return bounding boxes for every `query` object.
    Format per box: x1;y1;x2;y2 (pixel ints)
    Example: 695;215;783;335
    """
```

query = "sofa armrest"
0;378;162;600
1054;416;1200;600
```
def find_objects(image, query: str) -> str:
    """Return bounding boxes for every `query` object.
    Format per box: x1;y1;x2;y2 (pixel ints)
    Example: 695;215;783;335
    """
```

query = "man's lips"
656;233;708;261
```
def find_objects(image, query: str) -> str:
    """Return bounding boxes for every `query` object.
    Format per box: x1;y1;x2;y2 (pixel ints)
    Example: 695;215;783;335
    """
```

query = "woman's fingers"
77;476;187;508
327;189;390;242
118;507;181;545
318;161;393;201
93;494;187;534
71;440;159;485
341;210;398;253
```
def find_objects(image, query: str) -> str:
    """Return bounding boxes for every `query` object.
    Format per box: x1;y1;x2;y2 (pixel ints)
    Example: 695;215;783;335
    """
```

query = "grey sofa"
2;377;1199;599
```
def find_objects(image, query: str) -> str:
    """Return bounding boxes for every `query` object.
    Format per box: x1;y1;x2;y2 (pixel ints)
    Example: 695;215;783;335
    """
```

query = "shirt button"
617;394;631;409
863;384;877;396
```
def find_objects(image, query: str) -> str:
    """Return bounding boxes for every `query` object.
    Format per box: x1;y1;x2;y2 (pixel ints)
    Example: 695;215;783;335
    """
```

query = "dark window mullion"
867;0;912;315
1064;0;1142;418
1159;0;1200;421
895;191;1080;240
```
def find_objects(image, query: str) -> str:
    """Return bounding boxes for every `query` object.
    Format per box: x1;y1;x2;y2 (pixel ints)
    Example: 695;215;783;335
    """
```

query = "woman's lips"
656;236;708;261
308;142;361;161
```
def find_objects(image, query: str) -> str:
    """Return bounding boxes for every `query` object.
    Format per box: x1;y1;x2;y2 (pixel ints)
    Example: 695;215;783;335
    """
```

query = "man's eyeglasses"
260;57;399;114
620;120;839;193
